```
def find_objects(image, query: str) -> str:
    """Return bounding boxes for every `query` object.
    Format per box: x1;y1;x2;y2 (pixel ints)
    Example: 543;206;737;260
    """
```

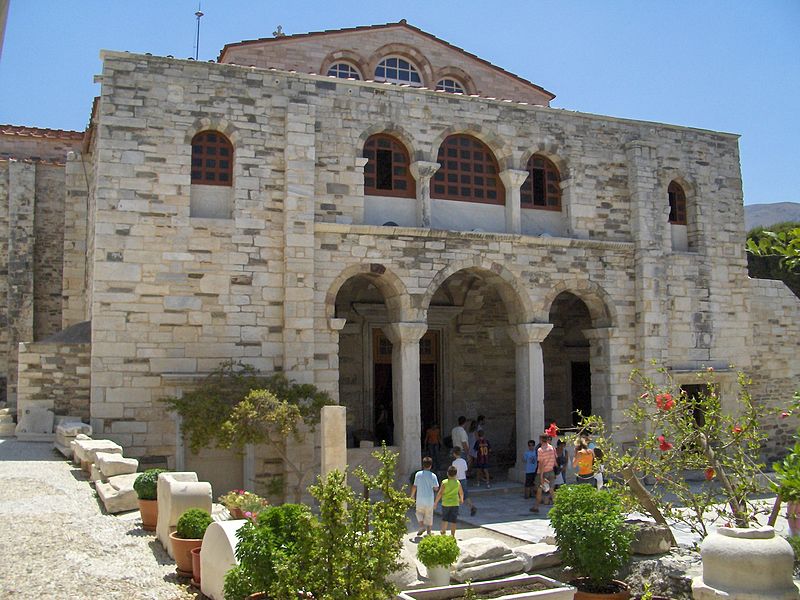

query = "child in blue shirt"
523;439;538;499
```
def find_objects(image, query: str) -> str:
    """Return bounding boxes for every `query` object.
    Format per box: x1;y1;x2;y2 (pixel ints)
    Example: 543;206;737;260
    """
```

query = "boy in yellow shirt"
434;465;464;536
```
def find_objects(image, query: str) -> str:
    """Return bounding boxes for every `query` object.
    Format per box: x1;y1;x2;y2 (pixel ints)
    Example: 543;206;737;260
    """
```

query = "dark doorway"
571;361;591;425
374;363;393;445
682;384;707;427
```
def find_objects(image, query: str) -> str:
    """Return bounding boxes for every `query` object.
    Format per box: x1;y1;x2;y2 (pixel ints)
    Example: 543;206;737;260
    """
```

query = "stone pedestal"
692;526;799;599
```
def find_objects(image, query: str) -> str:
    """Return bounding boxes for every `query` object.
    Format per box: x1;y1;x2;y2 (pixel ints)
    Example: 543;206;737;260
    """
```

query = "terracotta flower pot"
169;531;202;577
229;506;244;519
573;578;630;600
190;546;202;587
138;498;158;531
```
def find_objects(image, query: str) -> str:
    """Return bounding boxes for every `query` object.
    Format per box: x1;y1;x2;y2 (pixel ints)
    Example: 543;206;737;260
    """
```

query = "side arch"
420;258;536;325
183;117;239;146
427;125;514;171
357;123;418;162
325;262;414;323
520;144;571;182
319;49;368;79
538;279;616;328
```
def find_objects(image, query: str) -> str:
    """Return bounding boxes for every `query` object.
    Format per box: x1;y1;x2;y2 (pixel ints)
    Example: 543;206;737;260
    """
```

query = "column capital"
409;161;440;181
507;323;553;345
499;168;530;190
384;322;427;345
328;317;347;331
354;157;369;169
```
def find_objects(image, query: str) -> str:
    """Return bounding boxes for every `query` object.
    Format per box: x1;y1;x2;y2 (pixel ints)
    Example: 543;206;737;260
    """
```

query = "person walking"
434;465;463;536
553;439;568;489
523;439;538;499
451;416;469;459
424;422;442;472
451;446;477;516
529;433;556;513
572;438;595;485
473;429;491;487
410;456;439;537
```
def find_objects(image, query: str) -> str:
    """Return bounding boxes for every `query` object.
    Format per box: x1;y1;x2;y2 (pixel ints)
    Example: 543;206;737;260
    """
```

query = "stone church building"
1;21;798;492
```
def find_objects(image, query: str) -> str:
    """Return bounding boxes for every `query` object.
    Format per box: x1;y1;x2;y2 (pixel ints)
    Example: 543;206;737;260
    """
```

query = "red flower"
656;393;675;411
704;467;715;481
732;425;743;434
781;412;791;419
658;435;673;451
545;423;559;438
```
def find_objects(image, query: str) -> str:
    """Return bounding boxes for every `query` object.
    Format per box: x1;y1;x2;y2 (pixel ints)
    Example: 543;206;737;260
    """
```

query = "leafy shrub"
218;489;269;516
133;468;165;501
176;508;213;540
774;441;800;502
549;484;632;590
417;535;460;568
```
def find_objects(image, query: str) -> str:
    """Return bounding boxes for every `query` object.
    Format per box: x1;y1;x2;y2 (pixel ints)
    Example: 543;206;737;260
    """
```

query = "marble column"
384;321;428;479
409;161;440;228
499;169;529;235
507;323;553;481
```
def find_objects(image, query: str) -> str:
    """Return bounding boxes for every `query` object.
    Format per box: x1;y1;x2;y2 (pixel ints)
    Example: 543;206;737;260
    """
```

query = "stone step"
0;422;16;437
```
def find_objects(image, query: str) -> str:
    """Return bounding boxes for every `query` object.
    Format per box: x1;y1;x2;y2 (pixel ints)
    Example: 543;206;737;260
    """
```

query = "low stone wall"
17;340;90;420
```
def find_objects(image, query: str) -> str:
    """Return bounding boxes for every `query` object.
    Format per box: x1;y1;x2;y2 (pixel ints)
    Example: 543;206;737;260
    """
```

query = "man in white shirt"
451;416;469;457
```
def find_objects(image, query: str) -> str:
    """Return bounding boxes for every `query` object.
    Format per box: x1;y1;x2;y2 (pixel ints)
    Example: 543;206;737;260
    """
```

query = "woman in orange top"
572;439;595;485
424;422;442;471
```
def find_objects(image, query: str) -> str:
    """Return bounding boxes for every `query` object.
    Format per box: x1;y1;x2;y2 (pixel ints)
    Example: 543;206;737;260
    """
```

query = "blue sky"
1;1;798;206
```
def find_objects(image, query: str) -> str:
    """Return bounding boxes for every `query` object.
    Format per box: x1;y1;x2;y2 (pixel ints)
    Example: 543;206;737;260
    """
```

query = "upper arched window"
668;181;687;225
363;134;415;198
436;78;465;94
191;131;233;186
374;57;422;86
522;155;561;210
432;135;504;204
327;62;361;80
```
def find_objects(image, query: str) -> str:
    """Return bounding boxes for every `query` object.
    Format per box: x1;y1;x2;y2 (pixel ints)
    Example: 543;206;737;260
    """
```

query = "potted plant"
133;468;165;531
417;534;460;587
773;440;800;536
169;508;213;578
549;484;633;599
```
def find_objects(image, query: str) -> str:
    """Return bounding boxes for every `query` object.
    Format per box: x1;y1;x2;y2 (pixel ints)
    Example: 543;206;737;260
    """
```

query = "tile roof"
217;20;555;101
0;124;85;140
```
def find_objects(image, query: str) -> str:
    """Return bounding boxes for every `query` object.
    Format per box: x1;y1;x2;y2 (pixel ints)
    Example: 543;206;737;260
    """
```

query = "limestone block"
450;537;526;583
200;520;247;600
15;407;54;434
512;543;562;572
73;438;122;471
56;420;92;437
96;451;139;478
627;519;673;555
95;473;139;514
155;472;199;556
90;464;103;482
70;433;92;464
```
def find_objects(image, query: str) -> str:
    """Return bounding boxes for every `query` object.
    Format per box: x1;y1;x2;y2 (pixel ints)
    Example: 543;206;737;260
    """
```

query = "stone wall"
33;163;66;340
84;50;777;468
16;340;91;419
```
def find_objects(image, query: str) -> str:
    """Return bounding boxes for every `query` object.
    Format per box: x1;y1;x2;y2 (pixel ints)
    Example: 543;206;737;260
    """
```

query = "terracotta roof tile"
0;124;85;140
217;20;555;101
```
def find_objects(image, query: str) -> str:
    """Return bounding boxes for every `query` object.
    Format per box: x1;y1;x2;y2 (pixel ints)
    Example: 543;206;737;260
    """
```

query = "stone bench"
200;519;247;600
72;438;123;472
95;473;139;513
54;420;92;458
156;472;212;558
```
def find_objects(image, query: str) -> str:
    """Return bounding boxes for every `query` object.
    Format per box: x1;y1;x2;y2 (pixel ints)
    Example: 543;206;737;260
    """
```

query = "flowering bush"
578;366;783;538
218;490;269;516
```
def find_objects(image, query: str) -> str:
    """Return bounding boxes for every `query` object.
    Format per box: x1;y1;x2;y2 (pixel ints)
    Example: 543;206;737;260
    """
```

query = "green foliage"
746;223;800;271
773;441;800;501
224;447;413;600
417;534;460;568
218;489;269;515
786;535;800;562
548;484;633;588
161;361;334;454
176;508;213;540
133;468;165;501
224;503;314;600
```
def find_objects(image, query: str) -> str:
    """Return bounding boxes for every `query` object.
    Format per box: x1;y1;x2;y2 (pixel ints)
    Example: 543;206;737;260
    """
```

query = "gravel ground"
0;439;200;600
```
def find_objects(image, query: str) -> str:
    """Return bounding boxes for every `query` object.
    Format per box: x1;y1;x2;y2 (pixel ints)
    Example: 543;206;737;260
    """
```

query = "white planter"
427;565;451;587
397;573;575;600
692;525;799;600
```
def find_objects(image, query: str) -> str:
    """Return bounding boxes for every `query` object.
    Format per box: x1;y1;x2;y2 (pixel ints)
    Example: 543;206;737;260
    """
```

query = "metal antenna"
194;2;204;60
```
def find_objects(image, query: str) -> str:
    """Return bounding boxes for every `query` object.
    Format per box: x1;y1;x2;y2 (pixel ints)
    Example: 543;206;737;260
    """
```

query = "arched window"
374;57;422;86
522;155;561;210
436;78;465;94
432;135;504;204
363;134;415;198
327;62;361;80
668;181;687;225
191;131;233;186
